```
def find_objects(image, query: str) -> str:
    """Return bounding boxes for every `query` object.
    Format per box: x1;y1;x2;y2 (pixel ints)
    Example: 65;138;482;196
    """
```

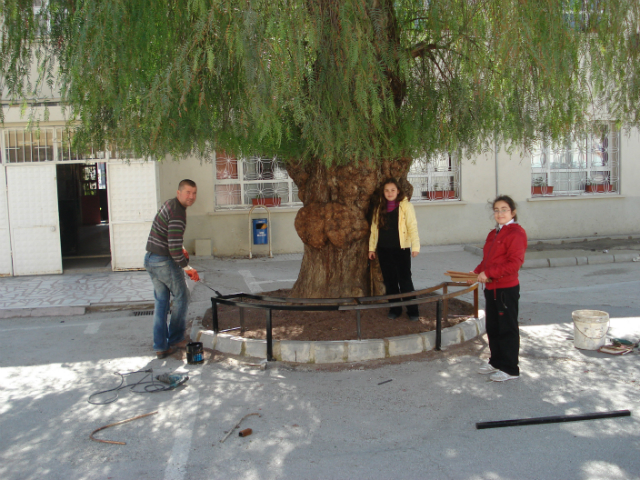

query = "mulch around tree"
201;289;475;342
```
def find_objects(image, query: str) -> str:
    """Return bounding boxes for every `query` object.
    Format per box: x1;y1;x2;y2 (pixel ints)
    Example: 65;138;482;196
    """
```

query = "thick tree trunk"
287;158;414;298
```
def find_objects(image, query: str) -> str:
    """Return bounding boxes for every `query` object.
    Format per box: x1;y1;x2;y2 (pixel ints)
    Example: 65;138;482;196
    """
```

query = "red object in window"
585;184;612;193
252;197;281;207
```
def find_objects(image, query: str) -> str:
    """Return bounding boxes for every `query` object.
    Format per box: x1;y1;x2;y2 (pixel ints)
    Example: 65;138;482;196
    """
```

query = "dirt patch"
201;289;475;342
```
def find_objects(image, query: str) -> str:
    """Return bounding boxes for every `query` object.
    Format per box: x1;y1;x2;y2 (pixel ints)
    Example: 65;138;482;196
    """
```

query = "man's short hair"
178;179;197;190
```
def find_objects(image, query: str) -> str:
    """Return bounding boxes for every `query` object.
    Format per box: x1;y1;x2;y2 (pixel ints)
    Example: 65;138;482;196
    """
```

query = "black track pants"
484;285;520;376
377;247;419;317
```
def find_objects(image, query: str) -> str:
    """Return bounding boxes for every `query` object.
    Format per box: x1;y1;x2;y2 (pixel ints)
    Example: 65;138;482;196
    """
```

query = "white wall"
160;129;640;256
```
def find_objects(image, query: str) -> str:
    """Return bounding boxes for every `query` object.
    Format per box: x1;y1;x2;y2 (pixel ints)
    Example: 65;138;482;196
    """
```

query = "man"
144;179;200;358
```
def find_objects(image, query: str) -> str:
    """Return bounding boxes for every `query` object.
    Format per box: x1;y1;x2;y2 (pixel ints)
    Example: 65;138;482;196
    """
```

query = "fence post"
356;310;362;340
436;299;442;351
240;307;245;336
473;286;479;319
211;298;219;334
266;309;274;361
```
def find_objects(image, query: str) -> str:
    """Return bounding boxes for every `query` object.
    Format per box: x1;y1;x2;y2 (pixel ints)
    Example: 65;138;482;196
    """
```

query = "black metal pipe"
356;310;361;340
476;410;631;430
435;299;442;351
211;298;219;334
266;309;274;361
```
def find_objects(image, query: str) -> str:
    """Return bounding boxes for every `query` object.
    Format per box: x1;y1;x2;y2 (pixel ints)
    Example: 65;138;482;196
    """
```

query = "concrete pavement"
1;242;640;479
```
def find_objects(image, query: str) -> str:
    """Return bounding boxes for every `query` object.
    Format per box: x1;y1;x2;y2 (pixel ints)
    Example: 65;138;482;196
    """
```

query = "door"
7;164;62;275
107;160;159;270
0;167;13;276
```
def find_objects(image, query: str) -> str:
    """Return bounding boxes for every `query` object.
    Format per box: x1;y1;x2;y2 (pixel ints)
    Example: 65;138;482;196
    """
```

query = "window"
408;153;461;202
531;124;619;197
214;152;301;210
2;128;106;163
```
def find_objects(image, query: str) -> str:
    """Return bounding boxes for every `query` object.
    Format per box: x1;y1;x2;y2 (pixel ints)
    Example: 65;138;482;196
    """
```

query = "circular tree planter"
190;313;486;364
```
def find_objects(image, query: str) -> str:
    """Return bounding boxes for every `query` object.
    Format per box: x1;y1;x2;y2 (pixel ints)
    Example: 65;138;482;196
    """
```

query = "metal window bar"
408;153;461;202
210;282;479;361
214;152;302;210
531;126;620;197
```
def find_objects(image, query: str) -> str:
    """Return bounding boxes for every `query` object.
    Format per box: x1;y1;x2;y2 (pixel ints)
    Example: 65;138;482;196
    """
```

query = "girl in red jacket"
473;195;527;382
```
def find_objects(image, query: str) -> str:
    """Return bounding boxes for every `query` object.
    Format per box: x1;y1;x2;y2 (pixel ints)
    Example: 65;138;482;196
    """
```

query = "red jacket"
474;223;527;290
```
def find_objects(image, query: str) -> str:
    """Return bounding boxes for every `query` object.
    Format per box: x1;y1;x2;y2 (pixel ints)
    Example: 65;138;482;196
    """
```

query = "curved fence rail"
210;282;479;361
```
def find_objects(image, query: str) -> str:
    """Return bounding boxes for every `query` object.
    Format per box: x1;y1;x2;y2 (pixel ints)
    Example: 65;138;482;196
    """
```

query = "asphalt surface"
1;246;640;480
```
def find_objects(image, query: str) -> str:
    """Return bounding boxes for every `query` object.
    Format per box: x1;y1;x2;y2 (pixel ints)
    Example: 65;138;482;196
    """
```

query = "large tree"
2;0;639;297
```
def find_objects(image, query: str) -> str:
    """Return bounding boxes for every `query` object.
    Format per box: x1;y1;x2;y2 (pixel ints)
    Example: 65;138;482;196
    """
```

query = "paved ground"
1;240;640;479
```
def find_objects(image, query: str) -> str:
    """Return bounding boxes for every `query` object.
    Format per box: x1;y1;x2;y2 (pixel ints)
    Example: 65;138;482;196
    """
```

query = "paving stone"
587;255;615;265
215;333;243;355
0;309;33;319
459;319;480;341
346;340;385;362
463;245;483;256
420;331;437;351
197;330;217;350
549;257;578;268
522;258;550;269
576;256;588;265
312;341;346;363
279;340;311;363
244;338;267;358
387;334;424;356
614;253;639;263
440;326;462;347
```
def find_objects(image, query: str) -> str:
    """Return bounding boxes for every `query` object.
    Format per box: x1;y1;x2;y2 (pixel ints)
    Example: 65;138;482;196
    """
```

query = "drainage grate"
133;310;154;317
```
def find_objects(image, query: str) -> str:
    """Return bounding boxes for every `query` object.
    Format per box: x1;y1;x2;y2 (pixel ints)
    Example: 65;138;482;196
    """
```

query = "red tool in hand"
185;267;200;282
182;247;190;262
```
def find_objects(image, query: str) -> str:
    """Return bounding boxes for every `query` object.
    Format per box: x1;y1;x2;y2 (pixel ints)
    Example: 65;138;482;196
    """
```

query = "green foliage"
1;0;639;164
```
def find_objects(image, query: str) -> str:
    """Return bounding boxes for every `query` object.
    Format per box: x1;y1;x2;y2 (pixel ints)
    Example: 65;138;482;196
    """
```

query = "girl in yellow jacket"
368;178;421;321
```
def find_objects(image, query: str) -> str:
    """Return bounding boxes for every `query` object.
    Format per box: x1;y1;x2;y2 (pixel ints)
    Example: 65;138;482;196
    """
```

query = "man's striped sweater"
146;198;188;268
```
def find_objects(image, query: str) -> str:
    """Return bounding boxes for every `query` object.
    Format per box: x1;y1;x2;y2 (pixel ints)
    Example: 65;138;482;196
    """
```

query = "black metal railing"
210;282;479;361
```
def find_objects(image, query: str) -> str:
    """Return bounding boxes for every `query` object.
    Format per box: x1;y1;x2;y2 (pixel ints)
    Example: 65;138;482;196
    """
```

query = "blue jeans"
144;252;190;351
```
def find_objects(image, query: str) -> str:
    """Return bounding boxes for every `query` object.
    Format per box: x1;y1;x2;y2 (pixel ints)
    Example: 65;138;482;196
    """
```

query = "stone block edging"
191;313;486;364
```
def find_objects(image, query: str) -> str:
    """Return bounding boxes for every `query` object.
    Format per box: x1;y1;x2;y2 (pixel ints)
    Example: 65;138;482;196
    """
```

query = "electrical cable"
88;369;179;405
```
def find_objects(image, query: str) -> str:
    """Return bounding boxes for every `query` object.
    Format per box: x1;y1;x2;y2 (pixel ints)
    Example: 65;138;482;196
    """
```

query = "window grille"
408;153;461;202
531;125;619;197
214;152;301;210
1;128;106;163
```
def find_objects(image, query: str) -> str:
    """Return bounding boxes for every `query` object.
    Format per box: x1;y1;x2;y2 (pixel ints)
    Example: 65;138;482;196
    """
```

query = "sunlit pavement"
1;246;640;479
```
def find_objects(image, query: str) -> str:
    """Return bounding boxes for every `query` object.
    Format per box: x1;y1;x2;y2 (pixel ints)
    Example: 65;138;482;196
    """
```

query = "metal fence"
210;282;479;361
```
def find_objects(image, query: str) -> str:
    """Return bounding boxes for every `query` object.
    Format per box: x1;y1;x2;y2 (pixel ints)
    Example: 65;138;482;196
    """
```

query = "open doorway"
56;163;111;272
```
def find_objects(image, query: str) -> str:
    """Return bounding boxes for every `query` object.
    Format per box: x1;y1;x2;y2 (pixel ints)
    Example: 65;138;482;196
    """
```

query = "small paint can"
186;342;204;364
239;428;252;437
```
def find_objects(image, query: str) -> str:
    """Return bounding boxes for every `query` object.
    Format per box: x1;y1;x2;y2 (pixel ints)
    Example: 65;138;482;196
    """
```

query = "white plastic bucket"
572;310;609;350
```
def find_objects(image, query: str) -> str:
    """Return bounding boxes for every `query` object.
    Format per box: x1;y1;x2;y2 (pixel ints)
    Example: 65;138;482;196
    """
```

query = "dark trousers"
377;247;419;316
484;285;520;376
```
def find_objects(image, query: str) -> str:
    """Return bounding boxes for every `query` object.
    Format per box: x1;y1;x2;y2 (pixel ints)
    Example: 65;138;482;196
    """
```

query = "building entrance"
56;163;111;272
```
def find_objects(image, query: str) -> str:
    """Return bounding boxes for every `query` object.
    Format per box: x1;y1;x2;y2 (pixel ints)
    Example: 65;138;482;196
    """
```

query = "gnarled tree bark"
287;158;414;298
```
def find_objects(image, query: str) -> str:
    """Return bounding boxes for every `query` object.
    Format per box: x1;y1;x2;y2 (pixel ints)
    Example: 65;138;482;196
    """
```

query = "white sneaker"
490;371;519;382
477;362;498;375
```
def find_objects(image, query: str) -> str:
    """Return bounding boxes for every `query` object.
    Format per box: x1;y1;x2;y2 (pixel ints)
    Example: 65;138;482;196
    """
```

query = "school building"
1;104;638;276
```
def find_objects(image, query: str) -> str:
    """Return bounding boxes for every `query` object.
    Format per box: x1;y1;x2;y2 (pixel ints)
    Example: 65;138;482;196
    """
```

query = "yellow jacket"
369;198;420;253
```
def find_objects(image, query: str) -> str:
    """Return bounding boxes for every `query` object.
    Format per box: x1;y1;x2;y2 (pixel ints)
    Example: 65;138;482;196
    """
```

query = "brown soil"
201;289;475;342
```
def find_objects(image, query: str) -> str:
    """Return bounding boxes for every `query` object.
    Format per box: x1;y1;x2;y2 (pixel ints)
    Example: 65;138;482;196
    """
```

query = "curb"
190;312;486;364
465;245;640;270
0;301;155;319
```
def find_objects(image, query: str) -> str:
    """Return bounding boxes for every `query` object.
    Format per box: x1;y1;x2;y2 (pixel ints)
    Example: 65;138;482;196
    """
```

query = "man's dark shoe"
408;315;420;322
387;312;400;320
156;346;177;359
171;339;189;349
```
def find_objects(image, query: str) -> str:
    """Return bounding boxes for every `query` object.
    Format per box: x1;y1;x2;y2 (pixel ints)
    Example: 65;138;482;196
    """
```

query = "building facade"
1;104;639;276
